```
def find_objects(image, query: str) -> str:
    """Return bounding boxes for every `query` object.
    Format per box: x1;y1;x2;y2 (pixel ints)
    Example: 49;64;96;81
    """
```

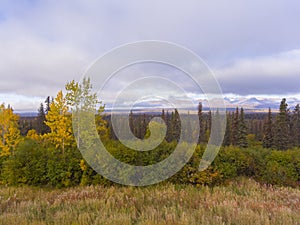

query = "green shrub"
214;146;252;180
168;145;222;186
2;139;49;186
46;148;83;188
262;150;300;186
1;137;299;187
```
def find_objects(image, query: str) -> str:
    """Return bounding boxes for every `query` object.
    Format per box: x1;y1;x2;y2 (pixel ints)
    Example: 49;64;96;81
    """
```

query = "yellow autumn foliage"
44;91;75;153
0;104;21;156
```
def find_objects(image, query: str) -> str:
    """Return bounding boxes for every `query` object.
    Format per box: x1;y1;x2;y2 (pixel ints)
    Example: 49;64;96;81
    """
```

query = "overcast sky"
0;0;300;111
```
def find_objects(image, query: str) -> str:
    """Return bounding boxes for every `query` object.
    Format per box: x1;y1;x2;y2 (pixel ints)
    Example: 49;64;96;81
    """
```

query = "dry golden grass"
0;178;299;225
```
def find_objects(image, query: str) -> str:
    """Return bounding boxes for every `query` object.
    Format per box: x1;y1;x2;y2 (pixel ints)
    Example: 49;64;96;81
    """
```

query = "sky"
0;0;300;111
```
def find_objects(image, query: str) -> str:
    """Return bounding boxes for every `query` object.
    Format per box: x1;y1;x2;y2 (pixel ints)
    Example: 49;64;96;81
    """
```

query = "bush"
2;139;49;186
45;148;83;188
2;139;84;187
1;138;299;187
168;145;222;186
262;150;300;186
213;146;252;180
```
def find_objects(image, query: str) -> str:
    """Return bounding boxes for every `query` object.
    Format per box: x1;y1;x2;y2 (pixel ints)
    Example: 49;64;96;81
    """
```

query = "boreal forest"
0;79;299;188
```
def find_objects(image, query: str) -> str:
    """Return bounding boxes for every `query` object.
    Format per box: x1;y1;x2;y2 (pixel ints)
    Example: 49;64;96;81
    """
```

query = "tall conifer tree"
262;108;274;148
274;98;289;150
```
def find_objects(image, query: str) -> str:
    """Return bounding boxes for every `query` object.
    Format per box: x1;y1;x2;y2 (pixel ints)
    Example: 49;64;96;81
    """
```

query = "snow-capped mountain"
200;97;300;111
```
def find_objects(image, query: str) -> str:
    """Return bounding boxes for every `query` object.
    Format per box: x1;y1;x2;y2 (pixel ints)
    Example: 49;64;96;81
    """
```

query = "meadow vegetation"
0;178;299;225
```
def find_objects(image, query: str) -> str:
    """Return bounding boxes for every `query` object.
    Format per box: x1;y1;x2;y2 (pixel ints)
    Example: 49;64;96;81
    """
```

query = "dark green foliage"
237;108;248;148
223;112;232;146
262;150;300;186
198;102;206;143
2;98;300;188
263;108;274;148
35;103;50;135
172;109;181;142
2;139;49;186
273;99;290;150
0;154;8;183
224;107;249;147
1;139;83;188
164;110;181;142
231;108;239;146
291;104;300;147
46;149;83;188
214;146;252;179
168;145;221;187
18;117;34;136
1;138;299;187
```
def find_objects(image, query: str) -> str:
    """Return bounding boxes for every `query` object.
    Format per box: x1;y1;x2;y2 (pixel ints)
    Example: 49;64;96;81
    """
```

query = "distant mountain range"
15;112;38;117
200;97;300;112
15;97;300;116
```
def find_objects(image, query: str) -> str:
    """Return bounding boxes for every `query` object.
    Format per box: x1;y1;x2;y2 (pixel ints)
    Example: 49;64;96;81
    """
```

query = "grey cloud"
215;50;300;95
0;0;300;110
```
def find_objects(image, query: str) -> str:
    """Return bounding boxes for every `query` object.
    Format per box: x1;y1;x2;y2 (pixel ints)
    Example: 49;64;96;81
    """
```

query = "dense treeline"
0;79;299;187
107;99;300;150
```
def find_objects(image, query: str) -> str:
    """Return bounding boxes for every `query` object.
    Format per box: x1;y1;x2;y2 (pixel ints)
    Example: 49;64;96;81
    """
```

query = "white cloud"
0;0;300;110
215;50;300;95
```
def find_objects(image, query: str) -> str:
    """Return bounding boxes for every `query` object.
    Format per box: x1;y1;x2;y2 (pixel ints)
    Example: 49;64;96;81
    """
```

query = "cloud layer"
215;50;300;95
0;0;300;110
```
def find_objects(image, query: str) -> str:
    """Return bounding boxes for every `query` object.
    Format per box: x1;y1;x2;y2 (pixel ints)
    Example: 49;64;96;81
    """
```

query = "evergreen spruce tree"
197;102;205;143
172;109;181;142
136;114;142;139
185;111;193;143
262;108;274;148
223;112;232;146
237;107;248;148
211;109;223;146
161;109;165;122
292;104;300;147
140;114;147;139
35;103;50;135
204;110;212;142
274;98;289;150
231;107;239;146
45;96;51;114
166;111;172;142
129;110;134;136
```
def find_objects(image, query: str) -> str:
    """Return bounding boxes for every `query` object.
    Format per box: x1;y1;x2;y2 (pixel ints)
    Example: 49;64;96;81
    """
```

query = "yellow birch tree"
45;91;74;154
0;104;21;156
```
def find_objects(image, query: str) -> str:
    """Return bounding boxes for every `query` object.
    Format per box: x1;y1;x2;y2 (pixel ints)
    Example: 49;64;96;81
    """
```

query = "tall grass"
0;178;299;225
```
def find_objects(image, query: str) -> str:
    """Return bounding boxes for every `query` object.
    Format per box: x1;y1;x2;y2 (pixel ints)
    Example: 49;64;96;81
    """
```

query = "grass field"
0;178;299;225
